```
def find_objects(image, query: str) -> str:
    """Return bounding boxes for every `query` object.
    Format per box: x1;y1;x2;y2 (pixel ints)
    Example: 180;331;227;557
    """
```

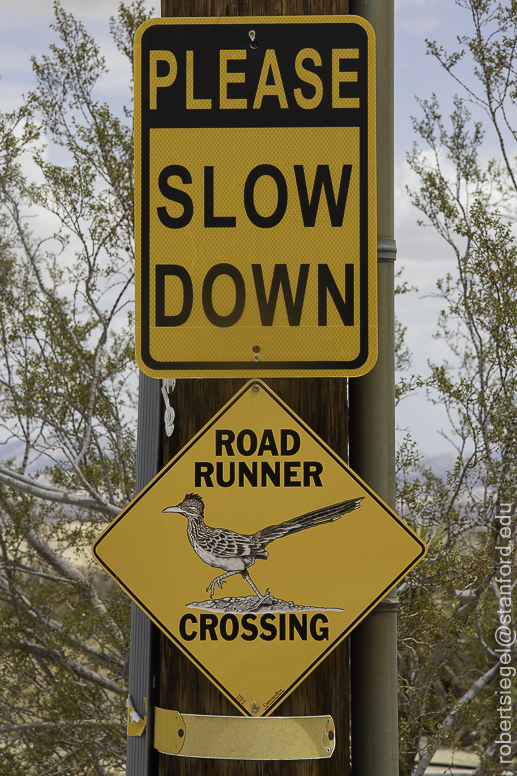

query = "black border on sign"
136;17;375;375
93;381;426;717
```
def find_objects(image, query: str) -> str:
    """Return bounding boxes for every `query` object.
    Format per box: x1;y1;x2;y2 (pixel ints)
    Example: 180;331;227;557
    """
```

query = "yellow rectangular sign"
135;16;377;377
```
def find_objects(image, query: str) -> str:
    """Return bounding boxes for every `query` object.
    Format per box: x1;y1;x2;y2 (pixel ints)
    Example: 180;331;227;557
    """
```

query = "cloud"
0;1;156;113
2;0;157;20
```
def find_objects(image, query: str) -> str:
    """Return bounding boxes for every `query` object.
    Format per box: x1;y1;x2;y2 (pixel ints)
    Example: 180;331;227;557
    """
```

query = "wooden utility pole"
126;2;399;776
156;2;350;776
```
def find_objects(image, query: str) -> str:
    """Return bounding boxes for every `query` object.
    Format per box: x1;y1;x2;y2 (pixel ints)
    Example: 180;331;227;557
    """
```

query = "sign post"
348;2;398;776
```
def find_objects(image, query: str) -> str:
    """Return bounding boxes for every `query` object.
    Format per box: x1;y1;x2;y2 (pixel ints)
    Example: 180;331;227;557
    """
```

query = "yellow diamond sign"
92;382;425;716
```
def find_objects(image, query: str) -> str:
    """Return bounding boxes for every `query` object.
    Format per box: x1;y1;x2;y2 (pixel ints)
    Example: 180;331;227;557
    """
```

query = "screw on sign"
93;381;426;717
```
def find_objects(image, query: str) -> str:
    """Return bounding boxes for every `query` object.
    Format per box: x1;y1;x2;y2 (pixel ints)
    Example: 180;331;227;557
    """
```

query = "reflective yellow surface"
134;16;377;377
154;707;336;760
93;382;426;716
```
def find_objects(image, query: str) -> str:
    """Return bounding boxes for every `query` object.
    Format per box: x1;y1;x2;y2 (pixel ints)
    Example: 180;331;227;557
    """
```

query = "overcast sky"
0;0;484;463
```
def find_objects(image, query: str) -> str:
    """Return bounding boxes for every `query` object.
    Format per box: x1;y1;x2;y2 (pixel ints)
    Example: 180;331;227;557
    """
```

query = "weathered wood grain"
162;0;348;17
158;378;350;776
156;2;350;773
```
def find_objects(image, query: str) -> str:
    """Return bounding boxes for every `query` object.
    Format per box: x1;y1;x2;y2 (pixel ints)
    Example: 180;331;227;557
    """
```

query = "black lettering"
158;165;193;228
239;461;258;487
289;613;308;640
180;612;329;642
294;164;352;227
257;429;279;456
195;462;214;487
252;264;309;326
281;430;301;456
237;430;257;456
220;614;239;641
216;461;235;487
200;614;218;640
284;462;301;487
202;263;245;327
241;614;259;641
261;461;280;486
318;263;354;326
239;461;258;488
303;461;323;487
310;613;329;641
259;613;277;641
179;613;197;641
216;430;235;456
180;612;329;643
155;265;193;327
204;166;236;227
244;165;288;228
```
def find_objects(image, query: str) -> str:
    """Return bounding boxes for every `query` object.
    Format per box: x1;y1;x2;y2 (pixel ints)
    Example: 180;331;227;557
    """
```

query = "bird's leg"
240;571;273;611
206;570;241;598
241;570;263;598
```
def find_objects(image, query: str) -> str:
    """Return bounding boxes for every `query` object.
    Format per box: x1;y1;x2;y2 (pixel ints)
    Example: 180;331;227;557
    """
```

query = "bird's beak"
162;506;184;513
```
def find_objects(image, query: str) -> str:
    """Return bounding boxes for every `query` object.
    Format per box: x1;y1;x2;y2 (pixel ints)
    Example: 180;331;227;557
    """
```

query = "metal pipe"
127;372;162;776
348;1;399;775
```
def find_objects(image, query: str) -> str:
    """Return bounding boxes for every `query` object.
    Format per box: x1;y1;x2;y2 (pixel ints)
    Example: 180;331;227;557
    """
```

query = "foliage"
0;2;152;773
398;1;517;774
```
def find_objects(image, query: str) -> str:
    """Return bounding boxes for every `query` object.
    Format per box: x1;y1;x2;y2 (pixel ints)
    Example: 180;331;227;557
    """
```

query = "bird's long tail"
252;497;363;545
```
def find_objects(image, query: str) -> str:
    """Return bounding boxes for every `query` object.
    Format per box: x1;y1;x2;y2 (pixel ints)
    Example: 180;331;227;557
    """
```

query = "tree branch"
0;466;120;517
0;719;122;734
411;660;501;776
20;640;125;696
24;528;108;616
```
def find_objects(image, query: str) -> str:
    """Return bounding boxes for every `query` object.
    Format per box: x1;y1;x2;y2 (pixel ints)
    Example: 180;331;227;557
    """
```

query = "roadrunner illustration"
162;493;363;601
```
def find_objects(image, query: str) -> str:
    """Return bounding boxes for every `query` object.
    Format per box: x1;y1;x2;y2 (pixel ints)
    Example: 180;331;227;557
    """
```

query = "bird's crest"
183;493;204;510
